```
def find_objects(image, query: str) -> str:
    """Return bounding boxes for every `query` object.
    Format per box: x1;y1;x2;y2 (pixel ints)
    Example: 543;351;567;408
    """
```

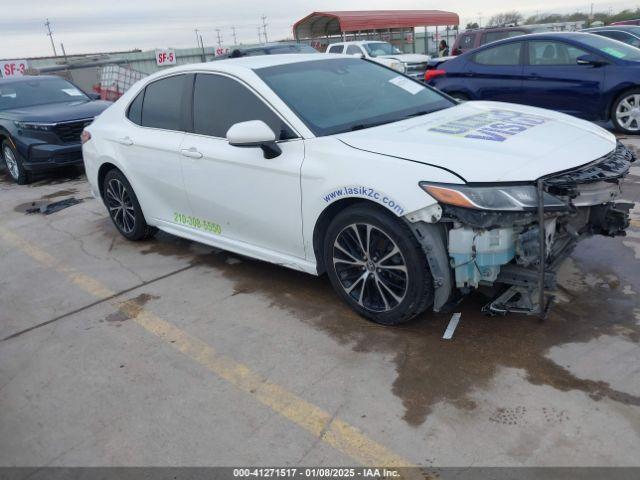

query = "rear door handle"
116;136;133;146
181;147;203;159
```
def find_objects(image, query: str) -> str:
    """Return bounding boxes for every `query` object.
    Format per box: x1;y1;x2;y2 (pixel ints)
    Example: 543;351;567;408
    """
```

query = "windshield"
578;34;640;61
362;42;403;57
256;58;455;136
0;77;89;111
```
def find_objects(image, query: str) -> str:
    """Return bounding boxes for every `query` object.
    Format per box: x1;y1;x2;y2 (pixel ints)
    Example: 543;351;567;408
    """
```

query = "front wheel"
612;89;640;134
103;169;157;241
323;204;434;325
2;141;30;184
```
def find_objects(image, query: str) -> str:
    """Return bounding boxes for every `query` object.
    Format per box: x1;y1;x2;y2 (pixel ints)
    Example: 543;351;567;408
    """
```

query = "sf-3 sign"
0;60;28;78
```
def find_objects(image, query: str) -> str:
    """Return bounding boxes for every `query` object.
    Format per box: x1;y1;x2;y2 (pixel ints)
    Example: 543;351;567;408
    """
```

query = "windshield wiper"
349;120;396;131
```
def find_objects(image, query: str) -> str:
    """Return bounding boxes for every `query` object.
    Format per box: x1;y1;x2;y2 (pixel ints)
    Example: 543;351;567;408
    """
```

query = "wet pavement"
0;139;639;467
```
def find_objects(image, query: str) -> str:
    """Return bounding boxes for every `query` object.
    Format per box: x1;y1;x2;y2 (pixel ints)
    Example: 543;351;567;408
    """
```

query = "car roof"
584;25;640;33
149;54;343;77
0;74;61;85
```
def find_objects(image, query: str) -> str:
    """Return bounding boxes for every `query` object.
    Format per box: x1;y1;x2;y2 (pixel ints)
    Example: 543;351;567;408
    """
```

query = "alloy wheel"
616;94;640;132
106;178;136;234
332;223;408;312
3;146;19;180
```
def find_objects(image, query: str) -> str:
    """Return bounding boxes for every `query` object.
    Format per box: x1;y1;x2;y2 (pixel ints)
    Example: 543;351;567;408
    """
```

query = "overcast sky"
2;0;640;59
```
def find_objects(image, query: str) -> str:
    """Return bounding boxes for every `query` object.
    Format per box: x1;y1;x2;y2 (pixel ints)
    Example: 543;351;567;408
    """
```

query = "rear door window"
472;42;523;65
127;90;144;125
528;41;588;65
192;73;296;140
140;75;186;130
346;45;364;55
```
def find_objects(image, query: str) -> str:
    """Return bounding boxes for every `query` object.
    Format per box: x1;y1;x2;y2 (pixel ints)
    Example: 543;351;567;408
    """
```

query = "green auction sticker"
174;212;222;234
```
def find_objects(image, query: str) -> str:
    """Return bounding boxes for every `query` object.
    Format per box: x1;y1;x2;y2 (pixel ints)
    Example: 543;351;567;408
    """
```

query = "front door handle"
116;136;133;146
180;147;203;159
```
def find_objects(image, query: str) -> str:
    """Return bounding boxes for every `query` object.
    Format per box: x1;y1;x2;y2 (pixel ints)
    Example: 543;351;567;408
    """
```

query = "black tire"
103;169;157;241
323;204;434;325
611;89;640;135
2;140;30;185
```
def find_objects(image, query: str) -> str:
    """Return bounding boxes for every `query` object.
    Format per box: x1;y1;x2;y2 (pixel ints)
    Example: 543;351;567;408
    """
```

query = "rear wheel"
323;204;434;325
612;89;640;134
103;169;157;241
2;141;30;185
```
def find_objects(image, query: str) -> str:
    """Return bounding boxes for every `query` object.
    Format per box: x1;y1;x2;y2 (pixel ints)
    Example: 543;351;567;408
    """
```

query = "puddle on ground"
14;197;83;215
109;226;640;426
92;173;640;425
40;188;78;199
103;293;160;325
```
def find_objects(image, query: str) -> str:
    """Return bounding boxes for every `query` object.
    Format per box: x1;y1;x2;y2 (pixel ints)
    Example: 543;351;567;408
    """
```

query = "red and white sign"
0;60;28;78
215;47;230;57
155;49;176;66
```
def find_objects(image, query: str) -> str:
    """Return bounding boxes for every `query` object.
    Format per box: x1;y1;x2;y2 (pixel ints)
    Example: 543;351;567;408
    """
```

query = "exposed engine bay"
414;142;636;317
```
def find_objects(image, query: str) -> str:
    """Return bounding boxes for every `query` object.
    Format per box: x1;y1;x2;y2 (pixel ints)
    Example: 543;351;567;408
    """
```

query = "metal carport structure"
293;10;460;53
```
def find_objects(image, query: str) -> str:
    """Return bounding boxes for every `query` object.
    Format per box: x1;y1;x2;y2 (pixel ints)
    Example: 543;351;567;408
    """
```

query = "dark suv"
451;26;546;55
0;75;111;184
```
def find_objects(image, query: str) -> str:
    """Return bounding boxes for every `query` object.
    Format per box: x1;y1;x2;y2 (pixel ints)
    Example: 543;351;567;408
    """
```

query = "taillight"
424;69;446;82
81;130;91;144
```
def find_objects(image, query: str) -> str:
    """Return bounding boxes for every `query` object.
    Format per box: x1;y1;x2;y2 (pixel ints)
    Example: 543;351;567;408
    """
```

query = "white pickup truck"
325;41;431;79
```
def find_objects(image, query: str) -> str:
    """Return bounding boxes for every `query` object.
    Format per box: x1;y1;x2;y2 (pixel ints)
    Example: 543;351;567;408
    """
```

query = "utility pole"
231;26;238;46
44;18;57;56
195;29;205;61
257;26;263;44
215;28;223;48
477;12;483;28
261;15;268;43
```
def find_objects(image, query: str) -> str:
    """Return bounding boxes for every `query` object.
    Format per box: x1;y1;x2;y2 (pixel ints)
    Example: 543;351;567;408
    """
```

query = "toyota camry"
82;55;635;325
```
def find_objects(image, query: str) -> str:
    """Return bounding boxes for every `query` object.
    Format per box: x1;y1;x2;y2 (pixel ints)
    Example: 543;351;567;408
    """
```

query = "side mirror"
87;92;101;100
226;120;282;159
576;54;608;67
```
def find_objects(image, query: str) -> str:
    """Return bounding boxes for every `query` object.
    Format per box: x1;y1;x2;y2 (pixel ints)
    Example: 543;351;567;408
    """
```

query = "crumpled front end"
425;142;636;317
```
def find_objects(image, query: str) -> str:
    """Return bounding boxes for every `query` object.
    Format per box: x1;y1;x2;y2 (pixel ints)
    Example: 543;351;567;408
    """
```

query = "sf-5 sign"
155;49;176;66
0;60;28;78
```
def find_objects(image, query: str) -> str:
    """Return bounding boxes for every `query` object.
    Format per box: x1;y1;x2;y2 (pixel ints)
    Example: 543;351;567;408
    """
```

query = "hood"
380;53;431;63
336;101;616;183
0;100;111;123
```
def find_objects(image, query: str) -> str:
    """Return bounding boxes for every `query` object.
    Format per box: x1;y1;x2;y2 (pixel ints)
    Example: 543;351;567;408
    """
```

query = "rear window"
139;75;186;131
458;33;476;50
328;45;344;54
483;30;527;45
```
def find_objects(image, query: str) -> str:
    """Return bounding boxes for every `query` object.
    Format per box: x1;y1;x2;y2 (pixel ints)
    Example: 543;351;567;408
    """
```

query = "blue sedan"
426;32;640;134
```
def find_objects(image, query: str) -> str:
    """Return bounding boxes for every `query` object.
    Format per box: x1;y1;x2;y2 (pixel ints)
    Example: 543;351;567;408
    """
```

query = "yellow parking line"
0;225;413;468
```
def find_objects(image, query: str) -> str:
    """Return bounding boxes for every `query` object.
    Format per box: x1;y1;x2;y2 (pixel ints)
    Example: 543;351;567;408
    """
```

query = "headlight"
419;182;567;211
389;62;406;73
15;121;55;132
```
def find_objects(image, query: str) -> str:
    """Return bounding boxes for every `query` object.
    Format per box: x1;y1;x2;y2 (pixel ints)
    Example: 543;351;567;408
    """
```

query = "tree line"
465;8;640;29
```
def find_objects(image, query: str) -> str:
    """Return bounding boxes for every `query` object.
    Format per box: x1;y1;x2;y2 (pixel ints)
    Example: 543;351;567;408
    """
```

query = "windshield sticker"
323;186;405;215
602;47;626;59
429;109;551;142
62;88;84;96
389;76;424;95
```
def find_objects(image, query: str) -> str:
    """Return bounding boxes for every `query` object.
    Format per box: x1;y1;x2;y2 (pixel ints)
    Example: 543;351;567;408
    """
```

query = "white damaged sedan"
82;54;635;325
